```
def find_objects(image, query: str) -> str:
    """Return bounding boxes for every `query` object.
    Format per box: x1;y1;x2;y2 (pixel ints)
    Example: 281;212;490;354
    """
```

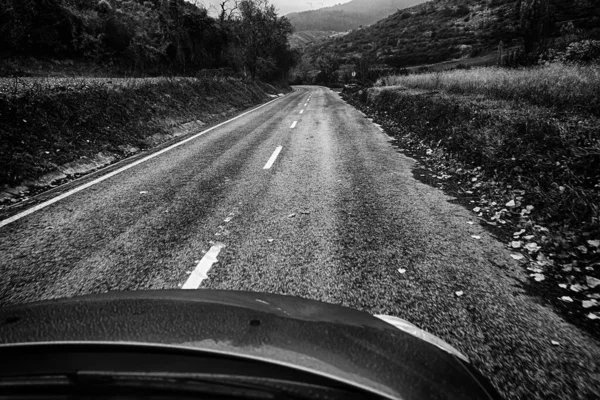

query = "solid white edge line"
290;121;298;129
0;93;289;229
263;146;283;170
182;243;225;289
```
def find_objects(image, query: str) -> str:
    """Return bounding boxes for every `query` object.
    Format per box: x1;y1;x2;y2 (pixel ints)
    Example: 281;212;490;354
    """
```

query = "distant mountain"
286;0;427;32
303;0;600;68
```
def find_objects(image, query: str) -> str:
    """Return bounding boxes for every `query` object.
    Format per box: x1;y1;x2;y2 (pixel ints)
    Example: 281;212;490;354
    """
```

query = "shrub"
95;0;111;14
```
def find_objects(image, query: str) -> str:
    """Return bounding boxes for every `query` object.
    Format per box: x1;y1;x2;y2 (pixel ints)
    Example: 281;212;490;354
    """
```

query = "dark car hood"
0;290;497;399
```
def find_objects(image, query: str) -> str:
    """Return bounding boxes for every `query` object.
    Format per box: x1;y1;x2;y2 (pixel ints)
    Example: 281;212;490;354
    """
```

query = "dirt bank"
0;76;288;204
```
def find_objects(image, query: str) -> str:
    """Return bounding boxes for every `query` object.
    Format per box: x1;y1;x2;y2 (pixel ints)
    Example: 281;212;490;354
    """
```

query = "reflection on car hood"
0;290;497;399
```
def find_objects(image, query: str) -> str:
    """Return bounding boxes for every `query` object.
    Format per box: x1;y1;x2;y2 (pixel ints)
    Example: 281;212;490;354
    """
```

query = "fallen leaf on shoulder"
582;300;598;309
586;276;600;288
531;273;545;282
524;242;541;253
570;284;585;292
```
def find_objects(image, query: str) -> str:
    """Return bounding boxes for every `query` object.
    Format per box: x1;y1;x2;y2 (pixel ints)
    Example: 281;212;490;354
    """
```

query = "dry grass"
349;80;600;233
377;63;600;116
0;75;280;188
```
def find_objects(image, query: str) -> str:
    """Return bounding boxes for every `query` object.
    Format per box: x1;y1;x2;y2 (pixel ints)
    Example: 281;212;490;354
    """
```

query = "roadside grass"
377;63;600;117
342;74;600;335
0;75;283;191
359;87;600;232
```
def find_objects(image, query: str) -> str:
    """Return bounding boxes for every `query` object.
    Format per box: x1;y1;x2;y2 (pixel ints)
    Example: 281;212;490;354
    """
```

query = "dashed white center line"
182;243;225;289
290;121;298;129
263;146;283;169
300;109;304;114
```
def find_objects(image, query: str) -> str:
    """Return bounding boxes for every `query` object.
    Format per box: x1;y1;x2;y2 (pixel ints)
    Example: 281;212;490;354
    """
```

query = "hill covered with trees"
286;0;426;32
303;0;600;70
0;0;299;80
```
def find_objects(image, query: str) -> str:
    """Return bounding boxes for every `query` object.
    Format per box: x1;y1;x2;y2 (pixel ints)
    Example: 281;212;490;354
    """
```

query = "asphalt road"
1;86;599;399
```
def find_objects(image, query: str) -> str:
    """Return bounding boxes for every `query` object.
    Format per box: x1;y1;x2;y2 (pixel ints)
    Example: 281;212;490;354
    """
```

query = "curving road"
0;86;599;399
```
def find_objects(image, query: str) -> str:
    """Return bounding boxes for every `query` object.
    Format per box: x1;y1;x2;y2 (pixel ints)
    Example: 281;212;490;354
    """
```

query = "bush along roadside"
342;86;600;339
0;76;288;205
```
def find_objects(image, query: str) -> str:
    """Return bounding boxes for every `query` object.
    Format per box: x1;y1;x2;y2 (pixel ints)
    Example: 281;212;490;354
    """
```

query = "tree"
353;54;375;84
291;56;313;84
231;0;295;79
518;0;553;53
218;0;239;27
314;53;340;86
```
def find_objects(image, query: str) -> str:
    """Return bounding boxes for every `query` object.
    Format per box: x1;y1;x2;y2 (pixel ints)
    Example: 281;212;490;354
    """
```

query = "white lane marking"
304;103;308;107
290;121;298;129
300;109;304;114
182;243;225;289
263;146;283;170
0;94;289;229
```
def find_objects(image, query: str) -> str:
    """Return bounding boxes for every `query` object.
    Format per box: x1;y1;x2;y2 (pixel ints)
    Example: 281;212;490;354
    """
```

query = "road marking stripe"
182;243;225;289
290;121;298;129
263;146;283;170
304;103;308;107
0;94;289;229
300;109;304;114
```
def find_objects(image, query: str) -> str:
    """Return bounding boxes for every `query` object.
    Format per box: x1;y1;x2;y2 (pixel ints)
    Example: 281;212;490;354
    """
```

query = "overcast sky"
201;0;352;15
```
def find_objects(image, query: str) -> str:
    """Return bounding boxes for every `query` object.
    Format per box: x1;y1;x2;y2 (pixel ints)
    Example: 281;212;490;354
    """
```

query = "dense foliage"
0;0;299;79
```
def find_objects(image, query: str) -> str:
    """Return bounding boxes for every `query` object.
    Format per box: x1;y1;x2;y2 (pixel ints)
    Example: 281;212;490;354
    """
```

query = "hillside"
303;0;600;69
288;31;347;50
0;0;298;80
286;0;426;32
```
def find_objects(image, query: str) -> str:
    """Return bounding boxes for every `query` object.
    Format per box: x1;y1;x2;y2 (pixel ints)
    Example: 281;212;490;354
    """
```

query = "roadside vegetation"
378;63;600;116
0;74;286;203
342;60;600;335
0;0;297;203
0;0;299;80
295;0;600;87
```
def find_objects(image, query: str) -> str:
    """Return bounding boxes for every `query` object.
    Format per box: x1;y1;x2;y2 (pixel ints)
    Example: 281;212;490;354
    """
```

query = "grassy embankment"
0;75;287;202
345;63;600;329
